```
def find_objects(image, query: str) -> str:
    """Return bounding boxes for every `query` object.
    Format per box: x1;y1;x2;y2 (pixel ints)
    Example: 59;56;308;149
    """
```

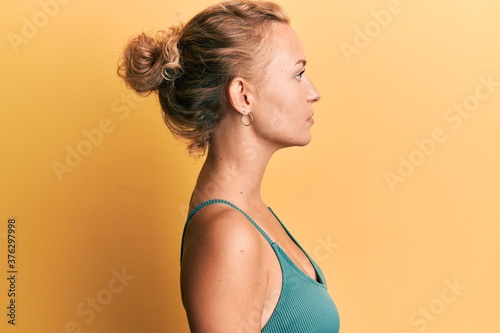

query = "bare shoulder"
181;203;268;332
182;203;265;260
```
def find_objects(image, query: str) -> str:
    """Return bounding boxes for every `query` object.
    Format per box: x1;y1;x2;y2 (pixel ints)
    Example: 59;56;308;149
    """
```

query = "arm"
181;208;267;333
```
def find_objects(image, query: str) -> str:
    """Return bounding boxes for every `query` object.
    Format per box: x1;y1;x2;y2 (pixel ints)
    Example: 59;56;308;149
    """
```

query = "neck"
191;138;275;209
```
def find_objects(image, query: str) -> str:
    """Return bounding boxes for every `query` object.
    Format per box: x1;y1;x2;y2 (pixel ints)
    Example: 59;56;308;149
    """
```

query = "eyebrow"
296;59;307;66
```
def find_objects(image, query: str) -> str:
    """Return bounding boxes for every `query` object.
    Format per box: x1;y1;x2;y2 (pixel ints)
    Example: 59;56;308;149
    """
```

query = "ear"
228;77;254;115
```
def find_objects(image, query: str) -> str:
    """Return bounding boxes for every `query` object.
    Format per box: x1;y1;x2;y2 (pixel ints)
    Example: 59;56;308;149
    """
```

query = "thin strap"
268;207;292;240
180;199;274;263
268;206;306;255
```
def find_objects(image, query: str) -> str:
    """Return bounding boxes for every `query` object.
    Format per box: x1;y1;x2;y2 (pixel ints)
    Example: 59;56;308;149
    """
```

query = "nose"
307;79;321;103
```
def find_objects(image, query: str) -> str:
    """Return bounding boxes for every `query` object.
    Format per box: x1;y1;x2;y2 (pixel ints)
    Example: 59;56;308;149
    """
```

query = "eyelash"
296;69;306;80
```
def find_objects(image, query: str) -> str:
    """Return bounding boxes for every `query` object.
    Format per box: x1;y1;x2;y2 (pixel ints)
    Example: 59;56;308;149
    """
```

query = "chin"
297;138;312;147
298;131;313;146
278;135;312;150
270;129;312;150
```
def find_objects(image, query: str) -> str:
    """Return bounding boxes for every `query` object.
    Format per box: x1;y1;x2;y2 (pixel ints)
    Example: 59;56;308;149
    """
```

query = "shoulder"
182;202;264;258
180;203;268;331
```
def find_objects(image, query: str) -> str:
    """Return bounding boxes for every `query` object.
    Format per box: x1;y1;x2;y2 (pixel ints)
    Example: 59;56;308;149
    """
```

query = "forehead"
267;23;305;66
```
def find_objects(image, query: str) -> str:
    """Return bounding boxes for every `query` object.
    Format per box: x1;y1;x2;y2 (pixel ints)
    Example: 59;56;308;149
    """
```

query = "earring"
241;109;253;126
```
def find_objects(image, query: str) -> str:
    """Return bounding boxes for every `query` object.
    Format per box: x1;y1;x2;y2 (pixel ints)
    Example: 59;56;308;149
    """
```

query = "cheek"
268;103;296;129
257;85;305;129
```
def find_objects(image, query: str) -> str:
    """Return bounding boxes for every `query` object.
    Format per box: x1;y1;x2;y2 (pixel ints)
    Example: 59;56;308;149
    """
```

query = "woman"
119;1;340;331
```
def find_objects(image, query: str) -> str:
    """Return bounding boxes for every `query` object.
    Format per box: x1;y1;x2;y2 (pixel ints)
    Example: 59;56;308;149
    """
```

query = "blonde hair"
118;0;289;155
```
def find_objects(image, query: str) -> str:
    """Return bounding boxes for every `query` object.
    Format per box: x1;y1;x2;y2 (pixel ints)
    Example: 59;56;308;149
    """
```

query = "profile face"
252;22;321;149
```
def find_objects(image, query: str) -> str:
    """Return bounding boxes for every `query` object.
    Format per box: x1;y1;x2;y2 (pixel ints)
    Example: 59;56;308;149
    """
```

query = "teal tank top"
181;199;340;333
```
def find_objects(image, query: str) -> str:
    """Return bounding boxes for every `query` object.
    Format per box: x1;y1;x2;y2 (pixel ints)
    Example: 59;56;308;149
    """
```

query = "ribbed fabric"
181;199;340;333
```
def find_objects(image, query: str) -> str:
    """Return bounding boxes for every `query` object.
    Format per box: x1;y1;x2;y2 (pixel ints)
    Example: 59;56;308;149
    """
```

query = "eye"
295;69;306;80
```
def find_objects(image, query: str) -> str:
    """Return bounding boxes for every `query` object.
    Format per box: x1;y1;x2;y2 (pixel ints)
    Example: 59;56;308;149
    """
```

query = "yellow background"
1;0;499;332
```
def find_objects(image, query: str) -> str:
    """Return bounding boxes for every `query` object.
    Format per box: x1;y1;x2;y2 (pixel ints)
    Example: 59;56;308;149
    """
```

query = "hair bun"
119;25;183;93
